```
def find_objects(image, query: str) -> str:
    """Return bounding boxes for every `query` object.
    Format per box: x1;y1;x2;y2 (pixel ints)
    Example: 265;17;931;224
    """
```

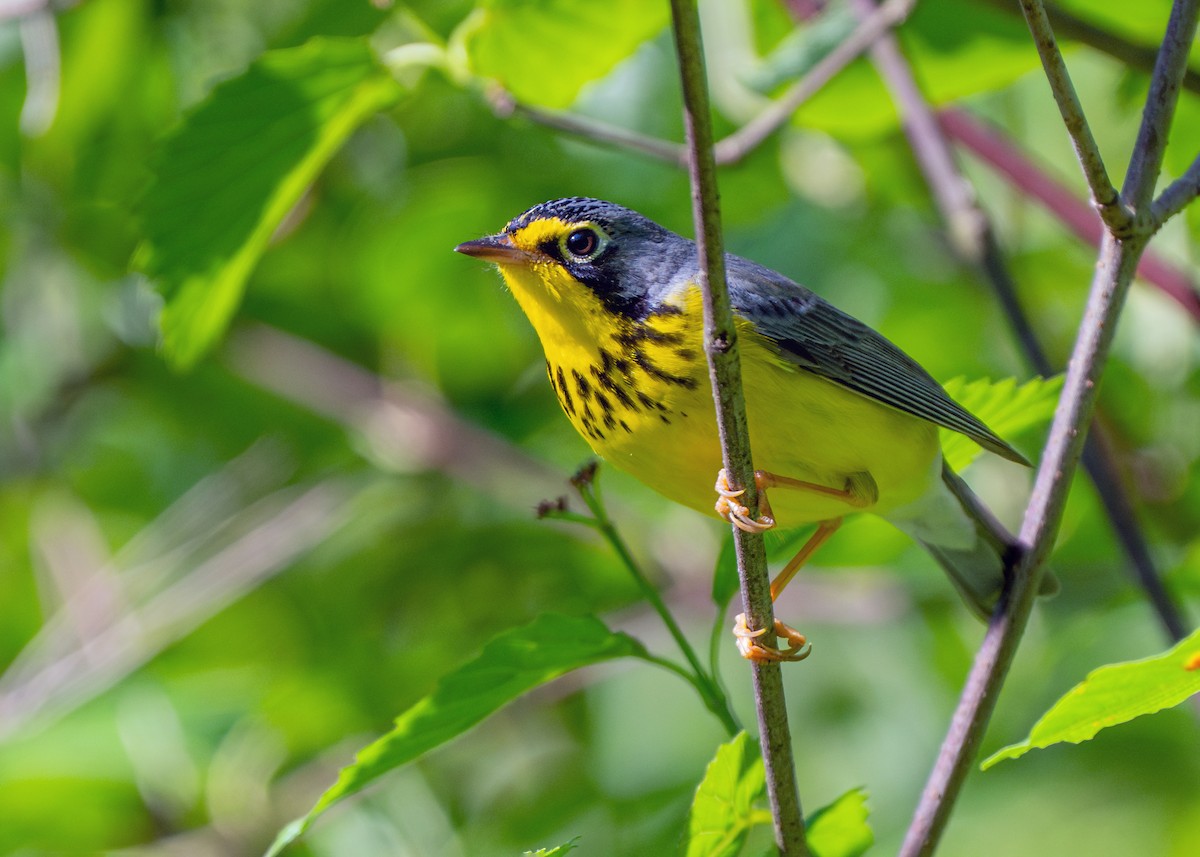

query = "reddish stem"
940;107;1200;323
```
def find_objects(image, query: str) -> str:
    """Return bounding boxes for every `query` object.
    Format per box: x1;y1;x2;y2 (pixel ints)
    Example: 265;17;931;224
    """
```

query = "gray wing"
726;255;1029;466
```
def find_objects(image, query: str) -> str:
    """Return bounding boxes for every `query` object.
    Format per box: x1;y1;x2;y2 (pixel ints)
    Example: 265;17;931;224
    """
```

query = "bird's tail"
892;463;1057;619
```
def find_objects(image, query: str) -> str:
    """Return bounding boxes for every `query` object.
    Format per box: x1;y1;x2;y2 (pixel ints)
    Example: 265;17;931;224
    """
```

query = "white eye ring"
561;226;607;261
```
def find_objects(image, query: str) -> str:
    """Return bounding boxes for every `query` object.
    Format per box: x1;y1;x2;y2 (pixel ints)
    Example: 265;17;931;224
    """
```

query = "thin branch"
0;0;55;19
980;224;1192;643
224;324;570;509
712;0;915;165
483;5;1200;325
939;108;1200;323
638;651;725;700
844;0;1191;652
902;235;1146;857
565;466;740;736
902;1;1200;852
0;442;292;696
1152;151;1200;224
487;0;914;170
17;9;60;136
842;9;1193;848
855;0;1189;836
0;481;352;738
1015;0;1134;236
486;87;684;165
1121;0;1200;210
30;495;128;654
845;0;984;259
668;2;807;854
976;0;1200;97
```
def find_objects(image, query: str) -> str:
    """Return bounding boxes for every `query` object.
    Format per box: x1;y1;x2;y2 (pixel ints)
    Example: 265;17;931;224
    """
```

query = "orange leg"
769;518;842;601
732;519;841;663
715;464;871;664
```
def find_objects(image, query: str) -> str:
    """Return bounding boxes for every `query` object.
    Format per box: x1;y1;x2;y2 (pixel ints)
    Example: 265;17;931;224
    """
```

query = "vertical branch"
1122;0;1200;208
846;0;1190;644
668;1;808;854
1015;0;1133;234
899;1;1200;853
901;236;1148;857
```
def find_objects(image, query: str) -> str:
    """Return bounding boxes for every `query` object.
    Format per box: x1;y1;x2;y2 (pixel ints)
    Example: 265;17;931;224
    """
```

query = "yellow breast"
501;264;941;528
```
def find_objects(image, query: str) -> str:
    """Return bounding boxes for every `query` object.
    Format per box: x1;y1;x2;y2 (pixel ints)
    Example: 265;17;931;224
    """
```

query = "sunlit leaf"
778;0;1041;138
136;37;404;369
266;614;646;856
525;840;580;849
683;731;767;857
456;0;670;109
808;788;873;857
982;627;1200;769
524;837;580;856
1054;0;1193;53
940;375;1063;472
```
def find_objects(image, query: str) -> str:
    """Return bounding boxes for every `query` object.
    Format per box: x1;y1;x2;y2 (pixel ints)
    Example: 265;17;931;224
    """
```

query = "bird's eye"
564;227;601;260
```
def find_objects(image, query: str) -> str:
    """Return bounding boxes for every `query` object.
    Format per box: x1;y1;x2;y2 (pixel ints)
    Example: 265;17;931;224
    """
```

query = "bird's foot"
733;613;812;663
714;469;776;534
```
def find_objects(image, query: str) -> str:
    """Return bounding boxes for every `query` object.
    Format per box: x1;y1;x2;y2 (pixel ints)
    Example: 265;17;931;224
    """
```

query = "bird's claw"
714;469;775;534
733;613;812;663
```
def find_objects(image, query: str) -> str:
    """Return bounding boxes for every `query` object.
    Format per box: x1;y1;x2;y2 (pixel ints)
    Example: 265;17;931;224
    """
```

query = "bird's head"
456;198;693;346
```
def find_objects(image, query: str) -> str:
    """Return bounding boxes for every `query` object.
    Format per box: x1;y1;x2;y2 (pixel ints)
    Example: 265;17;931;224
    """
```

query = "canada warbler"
457;197;1037;661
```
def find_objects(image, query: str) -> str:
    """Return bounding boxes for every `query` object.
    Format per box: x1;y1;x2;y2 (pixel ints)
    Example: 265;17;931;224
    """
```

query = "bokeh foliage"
1;1;1198;855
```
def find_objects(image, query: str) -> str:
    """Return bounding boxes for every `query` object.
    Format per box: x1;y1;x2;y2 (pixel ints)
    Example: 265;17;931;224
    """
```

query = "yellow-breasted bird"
457;197;1041;661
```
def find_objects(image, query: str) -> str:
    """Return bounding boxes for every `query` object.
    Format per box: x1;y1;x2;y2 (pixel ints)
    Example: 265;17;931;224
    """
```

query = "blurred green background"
0;0;1198;854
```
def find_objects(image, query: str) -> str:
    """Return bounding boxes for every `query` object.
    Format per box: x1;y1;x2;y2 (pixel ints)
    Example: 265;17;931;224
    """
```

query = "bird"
456;197;1041;661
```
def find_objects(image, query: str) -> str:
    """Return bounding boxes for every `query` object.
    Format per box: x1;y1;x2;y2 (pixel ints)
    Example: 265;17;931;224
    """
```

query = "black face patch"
526;227;648;319
507;197;675;321
568;255;649;319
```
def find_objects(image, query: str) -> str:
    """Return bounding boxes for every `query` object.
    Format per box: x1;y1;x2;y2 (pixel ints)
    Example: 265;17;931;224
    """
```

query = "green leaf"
524;837;580;856
136;37;404;369
792;0;1042;139
682;731;766;857
808;788;873;857
266;614;646;856
456;0;669;109
982;627;1200;769
1055;0;1189;52
939;375;1063;472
